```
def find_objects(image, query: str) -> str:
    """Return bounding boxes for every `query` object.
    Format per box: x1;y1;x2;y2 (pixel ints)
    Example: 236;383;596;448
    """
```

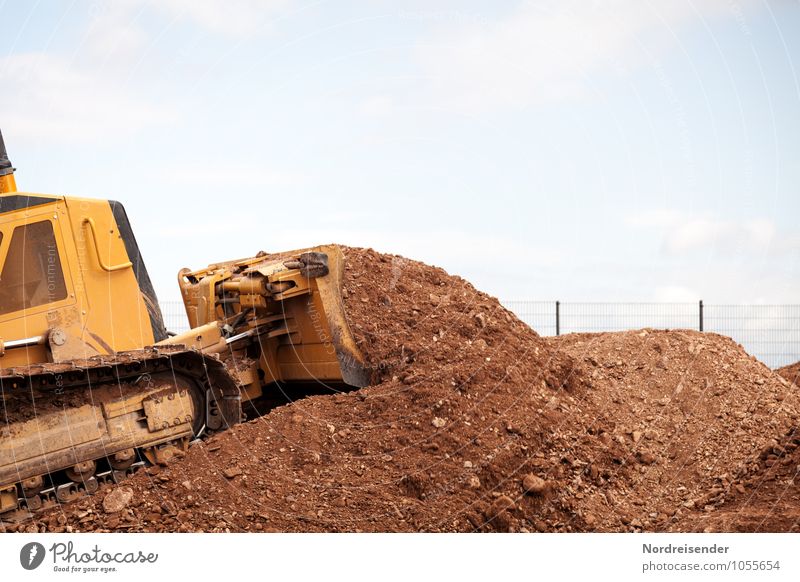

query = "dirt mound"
547;330;800;532
674;424;800;532
9;249;797;534
22;247;622;533
777;362;800;387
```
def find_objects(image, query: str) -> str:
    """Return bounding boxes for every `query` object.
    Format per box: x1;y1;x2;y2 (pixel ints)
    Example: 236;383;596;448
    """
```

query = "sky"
1;0;798;306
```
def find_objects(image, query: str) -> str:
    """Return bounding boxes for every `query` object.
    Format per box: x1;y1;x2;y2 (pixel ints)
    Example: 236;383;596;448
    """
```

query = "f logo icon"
20;542;46;570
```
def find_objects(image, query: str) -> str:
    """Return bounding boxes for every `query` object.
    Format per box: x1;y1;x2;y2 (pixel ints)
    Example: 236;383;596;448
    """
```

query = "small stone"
223;467;243;479
429;293;450;306
467;475;481;489
637;451;657;465
632;431;643;443
432;417;447;428
491;495;515;515
463;460;473;468
160;500;178;515
103;487;134;514
522;474;547;495
181;480;193;490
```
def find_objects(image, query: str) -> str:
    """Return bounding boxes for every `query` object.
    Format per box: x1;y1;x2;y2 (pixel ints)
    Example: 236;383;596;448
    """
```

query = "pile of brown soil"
18;247;624;533
7;248;797;534
777;362;800;387
674;424;800;532
546;331;800;532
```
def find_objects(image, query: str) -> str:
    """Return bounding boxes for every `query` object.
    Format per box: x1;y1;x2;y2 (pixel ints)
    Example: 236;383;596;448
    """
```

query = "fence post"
556;300;561;336
699;299;704;332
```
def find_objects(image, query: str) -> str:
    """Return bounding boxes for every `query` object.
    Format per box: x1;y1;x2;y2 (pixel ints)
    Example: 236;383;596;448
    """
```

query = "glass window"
0;221;68;315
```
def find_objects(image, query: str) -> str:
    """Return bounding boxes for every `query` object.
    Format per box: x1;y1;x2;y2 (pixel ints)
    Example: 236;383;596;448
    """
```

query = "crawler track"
0;346;241;522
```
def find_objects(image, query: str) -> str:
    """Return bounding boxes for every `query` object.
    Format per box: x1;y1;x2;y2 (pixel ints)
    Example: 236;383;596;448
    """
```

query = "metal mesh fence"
502;300;800;369
703;304;800;370
159;300;800;369
160;301;190;334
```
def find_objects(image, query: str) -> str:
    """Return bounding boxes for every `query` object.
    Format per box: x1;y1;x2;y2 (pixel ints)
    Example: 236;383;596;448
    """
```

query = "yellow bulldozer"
0;130;370;520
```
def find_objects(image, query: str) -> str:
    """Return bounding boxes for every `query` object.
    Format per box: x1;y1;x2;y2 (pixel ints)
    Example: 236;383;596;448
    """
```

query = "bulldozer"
0;130;370;521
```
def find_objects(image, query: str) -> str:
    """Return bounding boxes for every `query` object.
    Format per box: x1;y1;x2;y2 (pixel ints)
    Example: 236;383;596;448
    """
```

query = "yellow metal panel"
63;197;156;353
0;404;103;465
0;174;16;194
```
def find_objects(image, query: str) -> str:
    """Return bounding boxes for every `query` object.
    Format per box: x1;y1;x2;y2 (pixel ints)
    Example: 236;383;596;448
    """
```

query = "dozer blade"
175;243;371;388
301;244;371;387
252;244;371;387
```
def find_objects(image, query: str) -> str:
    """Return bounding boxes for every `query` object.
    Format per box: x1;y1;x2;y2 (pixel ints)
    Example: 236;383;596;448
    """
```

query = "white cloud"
417;0;757;111
150;0;290;36
85;1;151;61
625;209;797;256
664;216;776;254
624;208;684;229
77;0;291;69
160;162;310;190
0;53;174;142
359;95;395;117
653;285;698;302
78;0;291;67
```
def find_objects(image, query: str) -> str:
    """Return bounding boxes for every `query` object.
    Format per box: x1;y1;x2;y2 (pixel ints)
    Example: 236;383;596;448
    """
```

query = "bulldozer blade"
311;245;372;387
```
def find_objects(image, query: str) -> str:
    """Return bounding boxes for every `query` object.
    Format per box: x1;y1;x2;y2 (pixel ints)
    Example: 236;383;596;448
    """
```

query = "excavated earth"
547;333;799;533
3;247;799;533
777;362;800;387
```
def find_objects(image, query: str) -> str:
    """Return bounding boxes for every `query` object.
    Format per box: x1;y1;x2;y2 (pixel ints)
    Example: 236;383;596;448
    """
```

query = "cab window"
0;220;67;315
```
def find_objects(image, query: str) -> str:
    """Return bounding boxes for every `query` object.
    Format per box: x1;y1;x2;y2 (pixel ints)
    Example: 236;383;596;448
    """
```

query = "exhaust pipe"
0;129;18;193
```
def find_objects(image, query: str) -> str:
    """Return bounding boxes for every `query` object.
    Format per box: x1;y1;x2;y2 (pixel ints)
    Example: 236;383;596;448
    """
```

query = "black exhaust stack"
0;130;14;176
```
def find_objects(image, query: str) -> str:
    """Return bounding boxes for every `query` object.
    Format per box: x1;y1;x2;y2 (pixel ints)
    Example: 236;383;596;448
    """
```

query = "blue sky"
1;0;798;305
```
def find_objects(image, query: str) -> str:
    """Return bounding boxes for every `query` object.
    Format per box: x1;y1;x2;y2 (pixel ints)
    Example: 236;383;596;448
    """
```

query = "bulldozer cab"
0;134;166;368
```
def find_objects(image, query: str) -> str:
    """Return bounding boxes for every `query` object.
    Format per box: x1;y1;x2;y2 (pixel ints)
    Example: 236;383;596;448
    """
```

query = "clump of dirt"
777;362;800;387
10;248;798;534
547;330;800;532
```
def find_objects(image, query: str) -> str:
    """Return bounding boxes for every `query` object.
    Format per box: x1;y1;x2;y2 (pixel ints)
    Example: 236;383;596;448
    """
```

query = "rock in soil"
102;487;133;514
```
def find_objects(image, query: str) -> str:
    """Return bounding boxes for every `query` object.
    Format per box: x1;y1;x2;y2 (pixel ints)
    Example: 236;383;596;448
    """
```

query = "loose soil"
777;362;800;387
4;248;798;533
